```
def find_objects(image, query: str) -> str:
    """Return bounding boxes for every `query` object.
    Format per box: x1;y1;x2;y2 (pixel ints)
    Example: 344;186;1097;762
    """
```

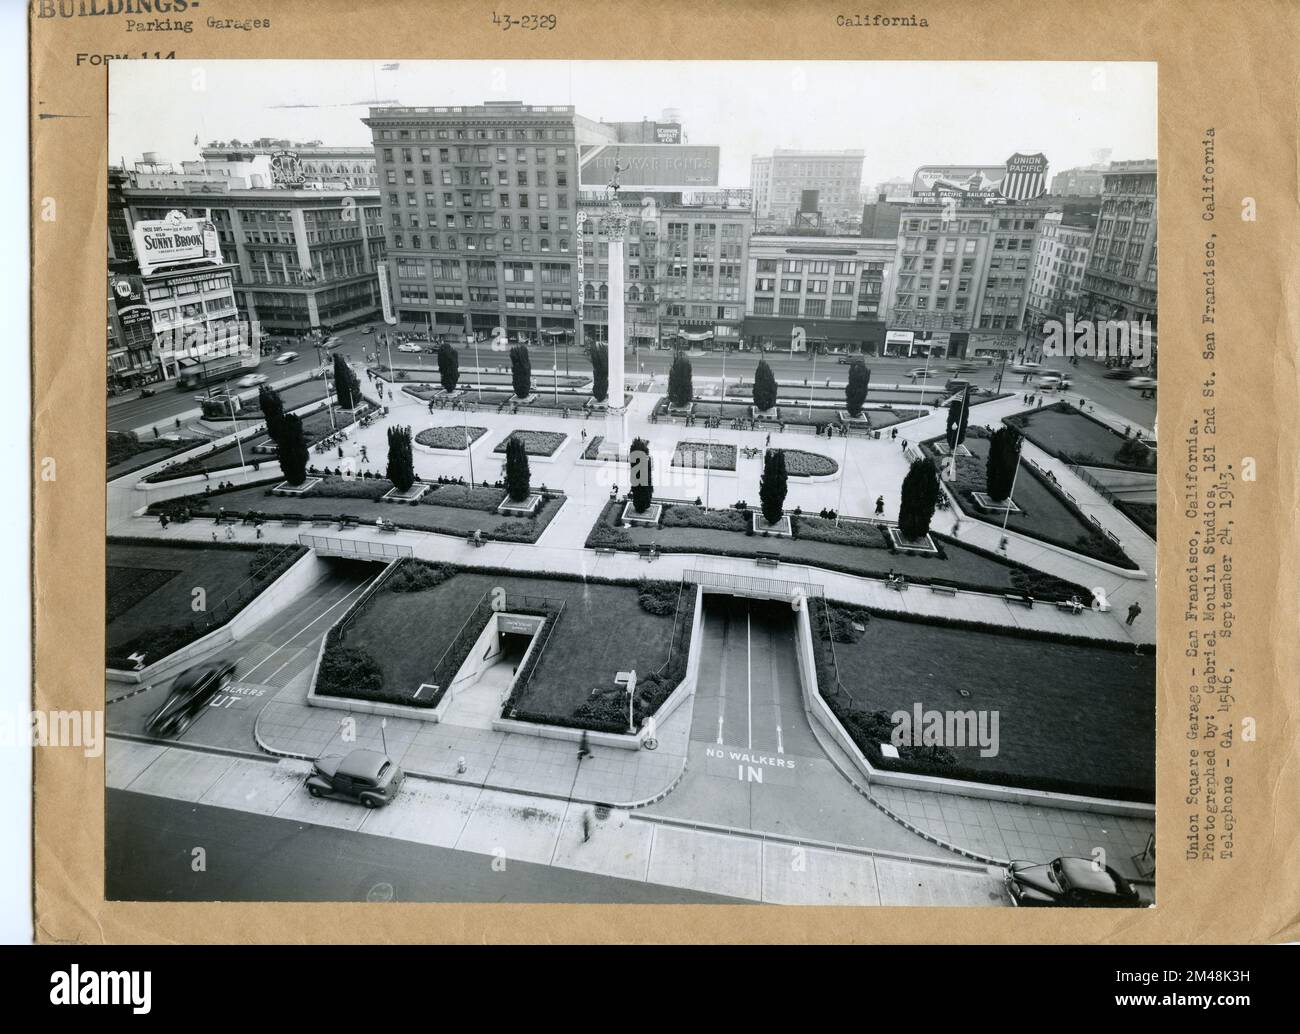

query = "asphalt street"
106;789;741;903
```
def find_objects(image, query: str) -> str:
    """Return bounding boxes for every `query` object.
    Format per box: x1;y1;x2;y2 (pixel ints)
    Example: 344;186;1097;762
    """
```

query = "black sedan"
144;659;237;738
1005;855;1142;907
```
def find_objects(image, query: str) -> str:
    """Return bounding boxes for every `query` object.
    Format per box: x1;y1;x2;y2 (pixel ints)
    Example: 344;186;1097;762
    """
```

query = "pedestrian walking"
765;433;771;447
890;428;897;440
581;811;592;843
900;438;908;451
360;445;368;462
951;517;961;537
224;526;235;541
577;730;592;760
211;531;218;542
998;535;1008;553
874;495;885;516
1126;602;1142;626
255;525;264;539
337;445;344;460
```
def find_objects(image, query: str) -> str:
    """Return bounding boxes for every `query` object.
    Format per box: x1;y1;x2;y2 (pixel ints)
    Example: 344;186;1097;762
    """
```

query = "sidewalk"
107;737;1007;906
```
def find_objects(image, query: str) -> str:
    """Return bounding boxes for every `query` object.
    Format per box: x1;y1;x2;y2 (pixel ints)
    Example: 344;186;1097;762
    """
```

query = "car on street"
362;326;375;335
1004;856;1142;907
397;342;423;353
1127;376;1157;391
907;367;933;379
236;373;269;388
144;659;238;738
1104;367;1139;380
305;749;404;808
323;336;343;349
943;378;973;395
1010;362;1041;374
1035;372;1071;390
274;351;300;366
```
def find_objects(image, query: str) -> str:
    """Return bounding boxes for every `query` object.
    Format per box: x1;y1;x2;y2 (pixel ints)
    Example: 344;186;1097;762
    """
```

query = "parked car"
274;351;300;366
236;373;269;388
305;749;404;808
144;659;238;738
1005;856;1142;907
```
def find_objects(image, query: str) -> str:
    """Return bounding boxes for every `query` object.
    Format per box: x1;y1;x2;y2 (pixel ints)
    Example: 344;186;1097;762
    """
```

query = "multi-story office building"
742;233;894;354
1079;159;1157;338
123;181;387;336
750;149;865;226
888;203;1047;358
1025;211;1093;333
106;264;160;390
1049;165;1107;197
364;102;586;342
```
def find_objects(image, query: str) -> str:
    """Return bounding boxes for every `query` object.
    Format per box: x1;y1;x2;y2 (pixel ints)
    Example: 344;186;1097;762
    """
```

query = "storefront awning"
741;316;885;344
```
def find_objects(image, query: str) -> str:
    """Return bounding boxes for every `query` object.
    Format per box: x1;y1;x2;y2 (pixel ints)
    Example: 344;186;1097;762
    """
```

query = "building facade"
749;149;865;226
1024;211;1094;333
1078;159;1157;339
123;185;387;336
199;142;379;189
742;233;893;354
888;203;1047;358
1049;166;1106;197
364;103;585;342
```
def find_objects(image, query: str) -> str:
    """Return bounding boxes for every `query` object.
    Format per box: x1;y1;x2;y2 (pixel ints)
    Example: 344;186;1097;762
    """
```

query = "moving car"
1035;371;1071;390
144;659;238;738
274;351;300;366
1127;376;1157;391
236;373;269;388
1104;367;1139;380
1010;362;1041;374
1005;855;1142;907
397;342;423;353
305;749;404;808
362;326;375;335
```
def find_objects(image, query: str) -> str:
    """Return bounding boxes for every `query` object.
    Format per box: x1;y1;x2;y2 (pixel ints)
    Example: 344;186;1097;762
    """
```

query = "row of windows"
387;167;570;188
375;123;575;142
391;233;569;254
387;190;570;212
382;145;571;167
750;298;861;319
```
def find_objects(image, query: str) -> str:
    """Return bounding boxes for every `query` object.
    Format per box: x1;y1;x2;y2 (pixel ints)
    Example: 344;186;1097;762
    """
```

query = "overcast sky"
110;61;1156;188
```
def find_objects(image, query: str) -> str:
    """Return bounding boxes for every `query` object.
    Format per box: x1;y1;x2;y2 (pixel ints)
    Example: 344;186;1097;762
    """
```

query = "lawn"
493;429;568;456
329;569;693;729
107;432;207;481
151;478;565;544
818;606;1155;800
106;539;306;664
1116;500;1157;539
141;401;369;483
926;433;1137;569
587;500;1091;602
1005;401;1156;472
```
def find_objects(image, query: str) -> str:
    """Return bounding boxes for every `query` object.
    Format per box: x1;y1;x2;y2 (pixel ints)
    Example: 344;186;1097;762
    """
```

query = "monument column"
603;196;628;457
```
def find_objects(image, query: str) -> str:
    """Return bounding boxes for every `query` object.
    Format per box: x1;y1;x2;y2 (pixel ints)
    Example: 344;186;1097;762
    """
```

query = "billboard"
579;144;720;190
109;273;151;329
911;154;1049;204
653;122;682;144
131;210;222;276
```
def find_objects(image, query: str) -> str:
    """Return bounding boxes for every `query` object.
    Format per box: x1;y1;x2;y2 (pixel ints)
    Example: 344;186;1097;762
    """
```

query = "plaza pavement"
107;736;1008;906
106;376;1157;879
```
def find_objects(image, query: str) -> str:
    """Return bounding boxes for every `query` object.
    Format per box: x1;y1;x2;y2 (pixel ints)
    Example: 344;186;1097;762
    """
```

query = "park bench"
637;544;660;562
240;512;263;526
376;521;398;534
214;511;235;525
928;584;958;596
1005;594;1035;609
755;551;781;568
594;546;617;556
338;515;359;530
310;514;334;527
279;515;302;527
1055;600;1086;614
884;578;908;591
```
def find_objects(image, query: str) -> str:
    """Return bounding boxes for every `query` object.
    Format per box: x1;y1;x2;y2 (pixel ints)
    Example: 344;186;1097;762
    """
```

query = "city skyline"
109;60;1157;190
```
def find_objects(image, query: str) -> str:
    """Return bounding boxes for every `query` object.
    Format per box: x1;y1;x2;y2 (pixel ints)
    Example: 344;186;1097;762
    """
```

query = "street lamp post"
222;381;247;472
705;417;714;509
465;420;476;486
918;347;932;407
808;343;818;418
316;346;336;430
1001;439;1023;534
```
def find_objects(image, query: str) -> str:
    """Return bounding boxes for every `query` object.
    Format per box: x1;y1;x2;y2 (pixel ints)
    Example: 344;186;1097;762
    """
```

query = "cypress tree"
759;449;789;525
753;359;778;412
898;457;940;541
504;435;531;502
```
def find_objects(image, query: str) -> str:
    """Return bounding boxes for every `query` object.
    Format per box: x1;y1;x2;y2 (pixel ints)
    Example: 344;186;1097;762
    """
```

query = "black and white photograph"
102;59;1158;907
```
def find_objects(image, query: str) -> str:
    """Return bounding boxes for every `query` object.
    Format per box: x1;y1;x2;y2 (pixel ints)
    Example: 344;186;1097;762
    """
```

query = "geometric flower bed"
1005;401;1156;472
779;449;838;477
492;429;568;456
671;440;737;471
416;425;487;450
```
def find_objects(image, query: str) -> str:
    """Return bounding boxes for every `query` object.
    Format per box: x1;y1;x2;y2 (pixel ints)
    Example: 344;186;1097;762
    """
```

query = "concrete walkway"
108;737;1008;906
